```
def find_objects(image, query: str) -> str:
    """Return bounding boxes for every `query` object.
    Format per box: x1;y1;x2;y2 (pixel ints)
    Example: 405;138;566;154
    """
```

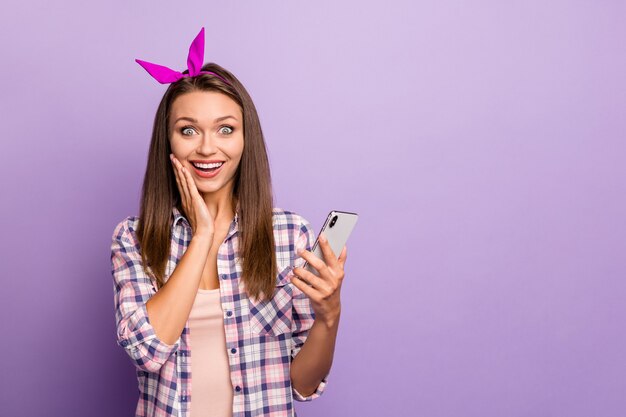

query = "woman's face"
168;90;244;198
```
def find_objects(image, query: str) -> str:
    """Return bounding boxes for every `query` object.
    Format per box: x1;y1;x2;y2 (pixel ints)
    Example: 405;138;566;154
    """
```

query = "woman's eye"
219;125;234;135
181;126;196;136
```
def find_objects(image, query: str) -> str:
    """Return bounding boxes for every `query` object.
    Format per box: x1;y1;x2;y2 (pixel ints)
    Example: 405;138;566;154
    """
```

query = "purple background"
1;1;625;416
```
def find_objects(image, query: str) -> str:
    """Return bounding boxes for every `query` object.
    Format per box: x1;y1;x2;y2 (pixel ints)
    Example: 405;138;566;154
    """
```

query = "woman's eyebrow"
173;115;238;124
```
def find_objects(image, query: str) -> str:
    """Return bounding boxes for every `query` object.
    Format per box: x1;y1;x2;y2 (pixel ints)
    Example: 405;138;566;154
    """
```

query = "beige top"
188;287;234;417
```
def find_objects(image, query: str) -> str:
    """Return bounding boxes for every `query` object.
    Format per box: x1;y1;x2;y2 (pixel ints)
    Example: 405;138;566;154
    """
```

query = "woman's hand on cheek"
291;233;347;328
170;153;214;238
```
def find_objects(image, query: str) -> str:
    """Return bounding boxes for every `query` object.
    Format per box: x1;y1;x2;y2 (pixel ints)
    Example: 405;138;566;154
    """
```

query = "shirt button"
235;386;241;392
226;311;232;317
220;274;227;280
120;340;128;347
230;348;237;354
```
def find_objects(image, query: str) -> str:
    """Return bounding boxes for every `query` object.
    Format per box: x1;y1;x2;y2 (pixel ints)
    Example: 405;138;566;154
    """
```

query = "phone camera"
329;215;338;228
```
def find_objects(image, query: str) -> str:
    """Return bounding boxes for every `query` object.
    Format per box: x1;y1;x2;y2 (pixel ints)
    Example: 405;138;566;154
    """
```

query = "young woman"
110;28;348;417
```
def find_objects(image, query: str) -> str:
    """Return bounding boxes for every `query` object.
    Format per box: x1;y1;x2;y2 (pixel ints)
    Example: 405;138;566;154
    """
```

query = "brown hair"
135;62;277;302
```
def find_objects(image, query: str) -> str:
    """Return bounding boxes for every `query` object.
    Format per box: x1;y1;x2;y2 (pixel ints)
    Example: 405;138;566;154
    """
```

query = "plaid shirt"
110;206;328;417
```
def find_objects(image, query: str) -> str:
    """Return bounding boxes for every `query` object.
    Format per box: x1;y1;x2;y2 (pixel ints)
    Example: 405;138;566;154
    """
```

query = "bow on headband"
135;27;231;85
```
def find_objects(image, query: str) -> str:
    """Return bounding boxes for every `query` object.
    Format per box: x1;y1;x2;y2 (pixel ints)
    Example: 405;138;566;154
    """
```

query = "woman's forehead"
171;90;240;116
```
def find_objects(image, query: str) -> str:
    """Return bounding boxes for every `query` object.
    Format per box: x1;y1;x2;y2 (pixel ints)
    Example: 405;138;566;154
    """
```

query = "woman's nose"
198;134;217;154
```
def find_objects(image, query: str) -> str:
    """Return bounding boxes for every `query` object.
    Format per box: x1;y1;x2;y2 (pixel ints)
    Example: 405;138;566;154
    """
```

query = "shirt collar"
172;205;186;227
172;202;239;228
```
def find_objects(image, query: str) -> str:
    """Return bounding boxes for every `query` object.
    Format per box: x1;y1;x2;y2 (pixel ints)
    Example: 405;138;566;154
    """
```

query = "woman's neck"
201;189;237;223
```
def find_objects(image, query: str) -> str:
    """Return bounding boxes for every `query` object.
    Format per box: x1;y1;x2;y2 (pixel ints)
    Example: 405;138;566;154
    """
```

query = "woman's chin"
195;180;231;195
193;174;235;196
196;184;221;194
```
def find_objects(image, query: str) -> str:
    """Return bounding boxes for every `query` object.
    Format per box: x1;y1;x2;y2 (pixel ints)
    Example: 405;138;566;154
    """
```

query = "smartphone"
302;210;359;278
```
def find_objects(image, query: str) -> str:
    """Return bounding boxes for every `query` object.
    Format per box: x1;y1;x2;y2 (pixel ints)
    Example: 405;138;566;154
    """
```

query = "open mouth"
191;161;225;178
192;161;224;172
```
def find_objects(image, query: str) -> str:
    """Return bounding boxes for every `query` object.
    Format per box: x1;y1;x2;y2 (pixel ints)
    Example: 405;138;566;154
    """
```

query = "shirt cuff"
292;374;328;402
118;301;179;365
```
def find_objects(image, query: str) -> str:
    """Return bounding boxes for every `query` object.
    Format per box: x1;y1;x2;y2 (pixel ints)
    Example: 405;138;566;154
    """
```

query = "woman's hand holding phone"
170;153;215;239
291;233;347;328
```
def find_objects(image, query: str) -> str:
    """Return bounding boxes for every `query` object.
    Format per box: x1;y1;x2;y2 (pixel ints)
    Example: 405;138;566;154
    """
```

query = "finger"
183;166;210;229
290;271;322;302
182;162;201;199
337;245;347;269
172;164;191;218
180;166;192;206
317;232;339;269
292;266;331;292
171;156;185;201
298;249;329;279
174;158;191;208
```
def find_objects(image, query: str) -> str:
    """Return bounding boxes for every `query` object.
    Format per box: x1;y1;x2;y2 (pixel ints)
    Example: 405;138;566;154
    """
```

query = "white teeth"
193;162;223;169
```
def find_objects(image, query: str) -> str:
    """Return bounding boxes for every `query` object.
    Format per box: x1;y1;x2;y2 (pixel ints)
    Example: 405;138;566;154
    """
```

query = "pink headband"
135;27;231;86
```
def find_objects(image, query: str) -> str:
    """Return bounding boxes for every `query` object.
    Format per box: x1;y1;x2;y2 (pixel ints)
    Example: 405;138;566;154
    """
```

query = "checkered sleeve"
290;215;329;401
110;217;179;373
